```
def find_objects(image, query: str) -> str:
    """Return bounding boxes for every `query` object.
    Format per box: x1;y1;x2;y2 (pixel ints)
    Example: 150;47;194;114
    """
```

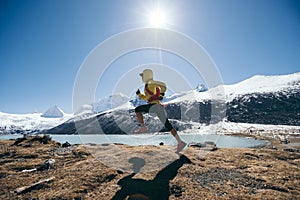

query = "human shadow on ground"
111;155;192;200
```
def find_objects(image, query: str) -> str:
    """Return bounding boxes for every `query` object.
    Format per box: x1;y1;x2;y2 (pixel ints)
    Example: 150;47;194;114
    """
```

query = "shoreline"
0;133;271;149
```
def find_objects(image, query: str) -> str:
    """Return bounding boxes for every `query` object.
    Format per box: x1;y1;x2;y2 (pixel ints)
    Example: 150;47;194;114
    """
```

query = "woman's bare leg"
134;112;147;133
170;128;186;153
170;128;182;142
135;112;145;126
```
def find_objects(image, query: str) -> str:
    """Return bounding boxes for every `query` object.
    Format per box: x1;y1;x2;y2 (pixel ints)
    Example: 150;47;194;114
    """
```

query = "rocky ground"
0;135;299;200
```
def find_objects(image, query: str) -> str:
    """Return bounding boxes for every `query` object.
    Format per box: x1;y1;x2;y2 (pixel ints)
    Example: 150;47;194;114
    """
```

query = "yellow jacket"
138;82;161;104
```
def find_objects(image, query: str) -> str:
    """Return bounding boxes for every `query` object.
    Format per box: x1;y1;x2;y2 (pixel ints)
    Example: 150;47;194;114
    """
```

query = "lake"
0;133;269;148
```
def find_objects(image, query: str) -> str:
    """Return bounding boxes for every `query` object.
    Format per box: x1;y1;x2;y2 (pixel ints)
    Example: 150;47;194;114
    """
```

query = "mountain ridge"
1;72;299;134
44;72;300;134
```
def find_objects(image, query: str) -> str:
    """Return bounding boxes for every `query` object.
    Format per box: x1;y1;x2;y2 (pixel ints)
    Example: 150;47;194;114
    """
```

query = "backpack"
147;80;167;97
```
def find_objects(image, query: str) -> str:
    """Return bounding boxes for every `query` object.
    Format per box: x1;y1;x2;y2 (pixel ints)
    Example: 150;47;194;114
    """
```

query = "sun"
148;9;168;28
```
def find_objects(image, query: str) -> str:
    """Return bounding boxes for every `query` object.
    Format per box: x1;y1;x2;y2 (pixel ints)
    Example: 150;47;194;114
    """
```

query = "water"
0;133;268;148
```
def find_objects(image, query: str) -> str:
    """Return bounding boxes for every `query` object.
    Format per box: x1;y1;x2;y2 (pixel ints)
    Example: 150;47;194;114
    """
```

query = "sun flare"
148;9;168;28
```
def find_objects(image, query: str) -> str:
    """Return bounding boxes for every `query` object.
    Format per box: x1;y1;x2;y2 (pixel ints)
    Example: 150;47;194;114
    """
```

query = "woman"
134;69;186;153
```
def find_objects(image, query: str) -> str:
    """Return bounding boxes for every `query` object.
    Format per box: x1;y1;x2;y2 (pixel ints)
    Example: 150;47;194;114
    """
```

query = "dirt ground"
0;135;299;200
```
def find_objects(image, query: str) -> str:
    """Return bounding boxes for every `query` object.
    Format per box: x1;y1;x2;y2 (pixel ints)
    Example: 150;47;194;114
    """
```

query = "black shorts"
135;104;173;131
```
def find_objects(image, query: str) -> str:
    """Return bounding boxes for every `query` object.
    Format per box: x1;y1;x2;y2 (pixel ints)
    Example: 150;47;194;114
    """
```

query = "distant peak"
41;105;64;118
195;84;208;92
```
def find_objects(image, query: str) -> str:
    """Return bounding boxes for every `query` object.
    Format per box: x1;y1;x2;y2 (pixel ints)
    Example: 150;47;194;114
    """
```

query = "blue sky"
0;0;299;113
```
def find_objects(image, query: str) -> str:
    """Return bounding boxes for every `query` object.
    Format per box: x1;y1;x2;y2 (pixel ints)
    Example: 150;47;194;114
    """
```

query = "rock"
201;146;218;151
37;159;55;171
72;146;91;158
204;141;217;146
189;142;217;151
270;146;278;150
159;142;164;146
30;135;52;144
280;139;289;144
62;141;71;147
170;184;182;197
188;142;203;148
283;148;300;153
13;137;27;146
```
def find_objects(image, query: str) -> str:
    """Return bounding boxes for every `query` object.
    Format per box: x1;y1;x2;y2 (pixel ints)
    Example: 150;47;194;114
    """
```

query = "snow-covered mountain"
169;73;300;103
45;72;300;135
0;94;130;134
41;105;65;118
167;73;300;125
224;73;300;99
0;112;72;134
1;73;299;135
93;93;129;113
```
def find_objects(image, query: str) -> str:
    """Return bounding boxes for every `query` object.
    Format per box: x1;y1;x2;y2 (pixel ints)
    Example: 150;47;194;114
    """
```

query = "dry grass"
0;135;299;200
